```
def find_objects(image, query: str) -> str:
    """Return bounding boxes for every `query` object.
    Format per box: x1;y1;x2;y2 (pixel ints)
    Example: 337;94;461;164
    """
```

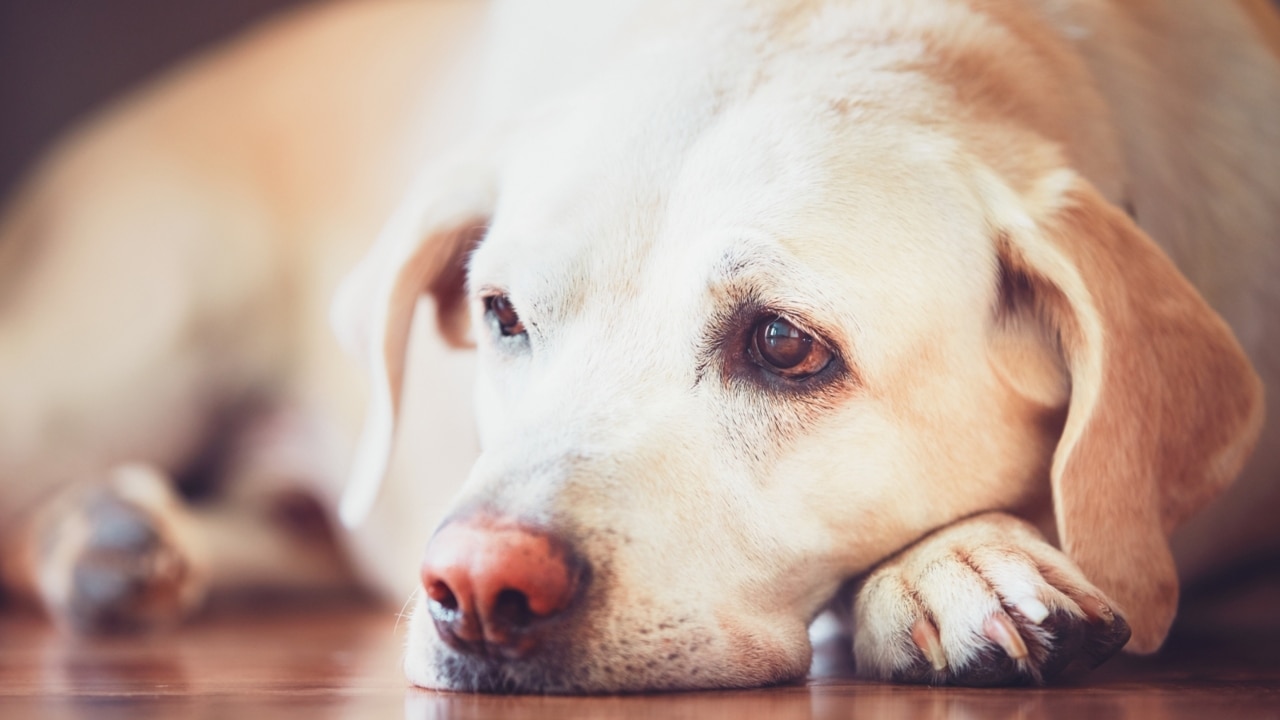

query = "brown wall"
0;0;313;202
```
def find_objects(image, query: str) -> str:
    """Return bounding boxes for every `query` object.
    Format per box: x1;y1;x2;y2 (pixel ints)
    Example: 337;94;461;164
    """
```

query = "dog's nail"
1076;595;1114;624
1014;597;1050;624
984;613;1028;660
911;618;947;671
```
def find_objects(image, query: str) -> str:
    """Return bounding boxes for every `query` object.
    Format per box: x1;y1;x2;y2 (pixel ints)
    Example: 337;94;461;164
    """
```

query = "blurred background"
6;0;1279;205
0;0;313;202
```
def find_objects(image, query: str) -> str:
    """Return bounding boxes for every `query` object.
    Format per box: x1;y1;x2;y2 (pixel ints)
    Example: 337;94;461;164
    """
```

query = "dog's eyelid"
474;283;508;301
708;269;842;344
750;305;844;358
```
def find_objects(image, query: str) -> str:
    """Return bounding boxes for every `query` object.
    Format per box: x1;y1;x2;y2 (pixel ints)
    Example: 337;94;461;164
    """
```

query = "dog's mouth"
429;644;588;694
408;590;816;694
421;626;687;695
424;643;802;695
415;604;727;694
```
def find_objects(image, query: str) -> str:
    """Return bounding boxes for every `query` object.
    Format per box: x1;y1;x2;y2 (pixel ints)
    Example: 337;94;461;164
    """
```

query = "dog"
1;0;1278;693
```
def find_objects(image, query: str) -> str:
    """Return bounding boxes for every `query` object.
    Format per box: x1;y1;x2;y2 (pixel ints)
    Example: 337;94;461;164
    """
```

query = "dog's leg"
0;170;300;616
1;409;358;633
850;512;1132;685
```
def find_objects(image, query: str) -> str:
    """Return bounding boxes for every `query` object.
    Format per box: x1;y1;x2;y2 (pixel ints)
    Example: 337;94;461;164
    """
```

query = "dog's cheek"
714;611;814;686
766;407;932;576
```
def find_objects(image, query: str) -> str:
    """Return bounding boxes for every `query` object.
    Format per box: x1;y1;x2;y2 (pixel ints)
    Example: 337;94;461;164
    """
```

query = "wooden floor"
2;600;1279;720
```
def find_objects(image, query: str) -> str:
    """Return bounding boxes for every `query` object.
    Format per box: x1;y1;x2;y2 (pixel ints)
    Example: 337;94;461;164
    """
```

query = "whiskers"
394;587;422;636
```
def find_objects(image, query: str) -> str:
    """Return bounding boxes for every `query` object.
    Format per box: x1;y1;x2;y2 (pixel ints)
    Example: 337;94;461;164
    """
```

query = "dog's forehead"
472;43;998;352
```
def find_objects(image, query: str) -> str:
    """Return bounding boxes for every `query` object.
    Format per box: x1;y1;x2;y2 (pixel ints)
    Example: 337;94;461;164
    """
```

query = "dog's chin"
406;647;589;694
403;597;813;694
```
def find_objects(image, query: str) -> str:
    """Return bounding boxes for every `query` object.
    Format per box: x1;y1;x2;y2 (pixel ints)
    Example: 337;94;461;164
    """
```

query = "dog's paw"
852;513;1130;686
33;465;207;633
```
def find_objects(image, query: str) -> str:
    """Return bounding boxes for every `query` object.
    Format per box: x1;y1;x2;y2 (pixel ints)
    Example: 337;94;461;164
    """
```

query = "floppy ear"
330;159;494;527
995;177;1264;652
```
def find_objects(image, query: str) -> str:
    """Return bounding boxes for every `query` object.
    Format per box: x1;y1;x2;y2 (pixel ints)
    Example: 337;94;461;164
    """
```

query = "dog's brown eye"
486;295;525;337
750;316;832;379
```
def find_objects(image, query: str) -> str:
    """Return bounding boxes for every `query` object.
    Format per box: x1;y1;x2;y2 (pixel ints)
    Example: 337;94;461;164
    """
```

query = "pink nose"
420;517;582;659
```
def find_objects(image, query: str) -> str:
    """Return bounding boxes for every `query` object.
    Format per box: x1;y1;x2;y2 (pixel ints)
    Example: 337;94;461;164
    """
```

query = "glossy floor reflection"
2;600;1279;719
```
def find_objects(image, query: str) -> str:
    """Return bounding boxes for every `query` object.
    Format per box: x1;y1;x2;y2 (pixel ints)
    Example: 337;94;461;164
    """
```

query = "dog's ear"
993;177;1264;652
330;160;494;527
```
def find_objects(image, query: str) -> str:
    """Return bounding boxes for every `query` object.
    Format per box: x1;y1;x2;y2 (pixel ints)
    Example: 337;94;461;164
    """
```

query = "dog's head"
334;5;1262;693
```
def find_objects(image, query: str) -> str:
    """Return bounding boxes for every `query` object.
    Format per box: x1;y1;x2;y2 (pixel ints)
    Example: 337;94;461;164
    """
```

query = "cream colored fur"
0;0;1276;692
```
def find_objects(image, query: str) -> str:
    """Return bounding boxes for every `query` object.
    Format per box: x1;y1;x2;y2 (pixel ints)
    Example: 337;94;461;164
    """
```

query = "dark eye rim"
483;293;527;338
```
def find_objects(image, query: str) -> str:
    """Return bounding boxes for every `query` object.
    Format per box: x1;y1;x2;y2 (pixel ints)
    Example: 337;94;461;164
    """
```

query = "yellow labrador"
1;0;1278;693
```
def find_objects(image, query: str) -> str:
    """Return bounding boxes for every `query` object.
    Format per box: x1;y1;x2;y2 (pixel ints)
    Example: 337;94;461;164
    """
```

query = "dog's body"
1;0;1278;692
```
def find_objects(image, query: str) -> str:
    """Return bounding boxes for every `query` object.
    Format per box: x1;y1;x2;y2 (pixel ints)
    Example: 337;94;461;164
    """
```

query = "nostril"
426;579;459;613
492;588;535;629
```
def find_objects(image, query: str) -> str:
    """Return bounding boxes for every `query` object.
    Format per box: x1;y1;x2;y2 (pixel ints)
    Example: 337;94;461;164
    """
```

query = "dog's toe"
36;466;206;634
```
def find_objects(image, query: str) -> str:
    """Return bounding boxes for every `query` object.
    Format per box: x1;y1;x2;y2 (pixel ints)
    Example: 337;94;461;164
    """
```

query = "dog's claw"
1075;594;1114;624
1013;596;1050;624
911;617;948;670
984;612;1028;660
